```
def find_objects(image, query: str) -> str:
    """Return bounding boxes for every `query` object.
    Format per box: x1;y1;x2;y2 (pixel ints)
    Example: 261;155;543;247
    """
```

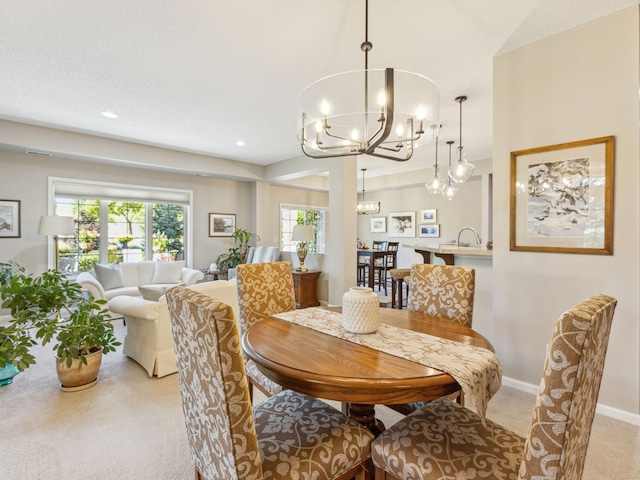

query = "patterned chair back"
236;261;297;334
165;286;263;480
407;264;475;327
518;294;617;480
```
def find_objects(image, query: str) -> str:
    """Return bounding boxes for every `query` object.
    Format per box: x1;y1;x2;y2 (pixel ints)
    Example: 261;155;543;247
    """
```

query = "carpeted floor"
1;319;639;479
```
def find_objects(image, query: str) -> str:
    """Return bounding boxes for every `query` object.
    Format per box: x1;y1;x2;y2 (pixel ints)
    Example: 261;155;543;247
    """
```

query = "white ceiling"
0;0;637;179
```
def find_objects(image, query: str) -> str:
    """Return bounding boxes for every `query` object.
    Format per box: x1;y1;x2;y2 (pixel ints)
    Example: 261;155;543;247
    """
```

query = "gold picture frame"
510;136;614;255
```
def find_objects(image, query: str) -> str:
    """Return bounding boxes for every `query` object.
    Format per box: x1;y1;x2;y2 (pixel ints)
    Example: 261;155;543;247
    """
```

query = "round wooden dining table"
242;307;494;435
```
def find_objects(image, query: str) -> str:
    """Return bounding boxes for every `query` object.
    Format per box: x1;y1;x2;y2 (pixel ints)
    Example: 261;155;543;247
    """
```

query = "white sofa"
109;279;239;377
76;261;204;303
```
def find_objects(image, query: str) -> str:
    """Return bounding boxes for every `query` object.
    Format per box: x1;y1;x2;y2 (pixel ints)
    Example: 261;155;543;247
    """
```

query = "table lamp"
291;225;314;272
38;215;76;270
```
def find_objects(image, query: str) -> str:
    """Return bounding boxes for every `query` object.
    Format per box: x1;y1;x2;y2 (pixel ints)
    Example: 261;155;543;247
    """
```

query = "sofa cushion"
104;286;142;301
119;262;142;287
136;261;156;285
151;261;185;284
94;263;124;290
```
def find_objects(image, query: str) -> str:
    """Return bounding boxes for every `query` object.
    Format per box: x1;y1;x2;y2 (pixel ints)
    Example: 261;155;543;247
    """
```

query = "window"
50;178;191;273
280;204;327;254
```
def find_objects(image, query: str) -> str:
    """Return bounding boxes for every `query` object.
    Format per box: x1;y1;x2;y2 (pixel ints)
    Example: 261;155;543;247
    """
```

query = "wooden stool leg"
391;278;397;308
398;279;404;309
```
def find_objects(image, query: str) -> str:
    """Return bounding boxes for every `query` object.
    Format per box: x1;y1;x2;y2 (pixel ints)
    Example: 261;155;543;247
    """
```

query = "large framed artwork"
209;213;236;237
0;199;21;238
388;211;415;238
510;136;614;254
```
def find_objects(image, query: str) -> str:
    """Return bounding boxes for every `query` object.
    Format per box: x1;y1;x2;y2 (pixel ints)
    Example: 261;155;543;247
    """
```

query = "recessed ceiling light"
100;111;119;119
236;140;245;146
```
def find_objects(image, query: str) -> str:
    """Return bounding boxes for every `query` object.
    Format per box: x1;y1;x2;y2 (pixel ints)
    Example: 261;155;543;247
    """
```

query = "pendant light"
425;125;444;194
357;168;380;215
448;96;474;183
443;140;460;200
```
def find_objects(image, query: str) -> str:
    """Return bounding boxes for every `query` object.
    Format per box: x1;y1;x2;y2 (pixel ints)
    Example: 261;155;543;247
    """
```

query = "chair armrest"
76;272;106;301
181;268;204;286
108;296;161;320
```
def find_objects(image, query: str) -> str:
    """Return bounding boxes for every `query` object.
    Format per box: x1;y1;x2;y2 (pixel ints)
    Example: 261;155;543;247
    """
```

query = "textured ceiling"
0;0;637;178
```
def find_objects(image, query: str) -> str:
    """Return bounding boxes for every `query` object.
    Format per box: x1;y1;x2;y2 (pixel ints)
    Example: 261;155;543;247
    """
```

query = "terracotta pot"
56;347;103;391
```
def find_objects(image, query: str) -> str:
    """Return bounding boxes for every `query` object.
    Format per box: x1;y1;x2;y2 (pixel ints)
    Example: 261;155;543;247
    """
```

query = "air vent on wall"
26;150;52;157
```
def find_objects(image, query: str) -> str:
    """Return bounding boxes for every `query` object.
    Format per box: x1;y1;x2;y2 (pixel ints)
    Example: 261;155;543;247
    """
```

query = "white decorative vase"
342;286;380;334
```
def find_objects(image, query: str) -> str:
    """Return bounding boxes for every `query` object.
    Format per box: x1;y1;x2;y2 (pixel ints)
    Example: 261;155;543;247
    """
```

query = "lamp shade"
38;216;75;236
292;225;314;242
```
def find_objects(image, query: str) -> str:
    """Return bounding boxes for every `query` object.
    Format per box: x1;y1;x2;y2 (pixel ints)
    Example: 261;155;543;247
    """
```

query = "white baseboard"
502;376;640;426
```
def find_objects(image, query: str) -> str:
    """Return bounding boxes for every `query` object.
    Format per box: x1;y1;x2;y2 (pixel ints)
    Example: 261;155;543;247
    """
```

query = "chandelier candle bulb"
342;287;380;334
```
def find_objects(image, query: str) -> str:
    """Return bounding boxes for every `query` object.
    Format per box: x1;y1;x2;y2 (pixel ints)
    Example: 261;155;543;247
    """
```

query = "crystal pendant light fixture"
357;168;380;215
425;125;444;194
443;140;460;200
448;96;475;183
297;0;440;162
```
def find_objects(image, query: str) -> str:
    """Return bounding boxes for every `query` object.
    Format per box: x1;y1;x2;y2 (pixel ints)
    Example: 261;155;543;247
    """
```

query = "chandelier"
357;168;380;215
297;0;440;161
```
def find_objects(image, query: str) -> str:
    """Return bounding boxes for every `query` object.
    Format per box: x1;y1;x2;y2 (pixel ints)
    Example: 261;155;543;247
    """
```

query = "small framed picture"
388;211;415;238
418;224;440;238
370;217;386;233
420;209;437;224
0;199;21;238
209;213;236;237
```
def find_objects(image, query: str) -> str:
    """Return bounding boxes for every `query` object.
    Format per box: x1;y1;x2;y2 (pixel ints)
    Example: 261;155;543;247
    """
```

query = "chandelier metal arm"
364;68;395;154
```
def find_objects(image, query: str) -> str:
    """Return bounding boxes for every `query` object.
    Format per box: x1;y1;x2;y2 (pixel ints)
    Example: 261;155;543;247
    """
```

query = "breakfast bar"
403;243;493;265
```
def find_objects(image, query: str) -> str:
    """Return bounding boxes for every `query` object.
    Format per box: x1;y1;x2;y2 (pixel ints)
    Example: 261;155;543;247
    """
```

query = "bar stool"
390;268;410;309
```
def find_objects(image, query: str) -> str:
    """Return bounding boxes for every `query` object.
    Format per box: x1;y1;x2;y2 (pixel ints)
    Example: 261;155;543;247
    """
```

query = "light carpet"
1;319;638;479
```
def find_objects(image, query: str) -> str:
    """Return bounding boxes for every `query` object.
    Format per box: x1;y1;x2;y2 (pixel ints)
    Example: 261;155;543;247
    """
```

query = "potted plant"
0;265;120;390
215;227;260;271
0;262;31;386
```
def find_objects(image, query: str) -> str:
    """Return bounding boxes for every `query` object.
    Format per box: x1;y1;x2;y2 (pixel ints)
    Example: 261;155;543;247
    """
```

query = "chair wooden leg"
374;466;401;480
195;467;203;480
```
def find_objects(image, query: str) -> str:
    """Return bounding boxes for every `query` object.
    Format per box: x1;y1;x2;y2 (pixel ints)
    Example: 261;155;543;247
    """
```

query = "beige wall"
493;7;640;416
0;152;319;276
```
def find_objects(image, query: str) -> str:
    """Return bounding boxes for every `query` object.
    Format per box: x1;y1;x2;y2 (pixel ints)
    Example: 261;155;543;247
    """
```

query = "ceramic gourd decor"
342;286;380;334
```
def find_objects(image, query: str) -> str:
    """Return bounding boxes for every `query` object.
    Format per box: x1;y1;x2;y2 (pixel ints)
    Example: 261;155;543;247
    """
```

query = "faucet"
457;227;482;247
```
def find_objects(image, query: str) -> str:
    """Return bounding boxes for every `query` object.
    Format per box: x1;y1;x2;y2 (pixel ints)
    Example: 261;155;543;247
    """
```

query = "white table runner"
273;307;502;418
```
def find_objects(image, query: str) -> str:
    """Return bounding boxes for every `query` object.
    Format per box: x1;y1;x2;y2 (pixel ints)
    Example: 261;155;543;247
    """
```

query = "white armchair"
108;279;239;377
228;246;280;279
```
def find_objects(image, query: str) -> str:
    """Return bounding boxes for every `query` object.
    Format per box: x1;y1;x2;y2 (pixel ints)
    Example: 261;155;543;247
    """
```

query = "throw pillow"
151;261;185;284
138;285;170;302
94;263;124;291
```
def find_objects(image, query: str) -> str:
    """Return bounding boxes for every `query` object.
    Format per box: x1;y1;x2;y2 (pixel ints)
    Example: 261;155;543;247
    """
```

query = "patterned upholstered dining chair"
372;294;617;480
386;263;476;415
166;286;374;480
406;263;476;327
236;261;297;400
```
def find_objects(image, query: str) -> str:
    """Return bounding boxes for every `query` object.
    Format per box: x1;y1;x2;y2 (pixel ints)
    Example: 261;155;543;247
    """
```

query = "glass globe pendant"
443;140;459;199
425;126;444;194
448;96;474;184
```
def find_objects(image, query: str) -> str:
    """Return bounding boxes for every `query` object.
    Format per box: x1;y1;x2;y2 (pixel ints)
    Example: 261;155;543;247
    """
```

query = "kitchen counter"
402;243;493;265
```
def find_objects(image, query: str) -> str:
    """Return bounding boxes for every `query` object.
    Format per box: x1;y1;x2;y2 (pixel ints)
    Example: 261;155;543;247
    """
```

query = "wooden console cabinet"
291;270;321;309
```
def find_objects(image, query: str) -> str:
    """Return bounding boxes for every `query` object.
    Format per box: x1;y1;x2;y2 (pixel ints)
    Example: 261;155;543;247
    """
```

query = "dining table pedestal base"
348;403;385;436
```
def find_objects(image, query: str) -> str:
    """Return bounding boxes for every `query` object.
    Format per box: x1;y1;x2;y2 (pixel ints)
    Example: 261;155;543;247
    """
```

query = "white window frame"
46;177;194;270
280;203;327;254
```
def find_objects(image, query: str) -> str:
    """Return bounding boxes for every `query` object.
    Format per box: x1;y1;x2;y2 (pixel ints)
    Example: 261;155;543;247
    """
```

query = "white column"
326;156;358;306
